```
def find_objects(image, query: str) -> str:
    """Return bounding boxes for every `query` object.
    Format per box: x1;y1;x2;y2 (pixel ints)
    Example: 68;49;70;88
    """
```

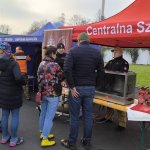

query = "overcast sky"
0;0;135;34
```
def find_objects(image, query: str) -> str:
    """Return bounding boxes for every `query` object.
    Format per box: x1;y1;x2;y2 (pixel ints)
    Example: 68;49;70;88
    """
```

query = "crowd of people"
0;32;129;150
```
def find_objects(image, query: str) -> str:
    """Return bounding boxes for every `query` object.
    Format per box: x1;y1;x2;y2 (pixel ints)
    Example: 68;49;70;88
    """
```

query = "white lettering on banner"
87;23;132;35
137;21;150;33
87;21;150;36
145;24;150;32
137;21;145;33
15;37;38;41
4;38;13;42
0;37;38;42
127;25;133;33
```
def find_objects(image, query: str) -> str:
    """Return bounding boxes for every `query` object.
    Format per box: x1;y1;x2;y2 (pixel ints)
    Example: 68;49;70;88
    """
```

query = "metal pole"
140;121;146;150
101;0;105;20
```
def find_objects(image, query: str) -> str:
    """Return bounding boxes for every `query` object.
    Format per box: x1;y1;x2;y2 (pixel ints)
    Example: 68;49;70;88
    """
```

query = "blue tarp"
0;22;55;43
30;22;55;36
53;22;63;29
0;34;42;43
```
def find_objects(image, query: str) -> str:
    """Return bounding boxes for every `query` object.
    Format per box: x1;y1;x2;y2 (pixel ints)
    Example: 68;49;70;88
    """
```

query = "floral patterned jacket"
37;57;64;97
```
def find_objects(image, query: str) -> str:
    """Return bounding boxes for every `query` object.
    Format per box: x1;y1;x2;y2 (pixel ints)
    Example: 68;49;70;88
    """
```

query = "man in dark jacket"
0;42;24;147
105;47;129;72
55;43;66;69
97;47;129;130
61;32;104;150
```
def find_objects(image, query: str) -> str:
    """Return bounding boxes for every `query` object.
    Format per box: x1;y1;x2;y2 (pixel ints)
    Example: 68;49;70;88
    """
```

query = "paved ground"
0;97;150;150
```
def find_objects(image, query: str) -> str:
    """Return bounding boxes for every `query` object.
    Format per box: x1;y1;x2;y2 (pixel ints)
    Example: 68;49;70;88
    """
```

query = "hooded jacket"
0;53;24;109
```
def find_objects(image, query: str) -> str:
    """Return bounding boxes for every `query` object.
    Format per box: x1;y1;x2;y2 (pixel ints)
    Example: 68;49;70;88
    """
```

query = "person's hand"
70;87;80;98
61;81;67;87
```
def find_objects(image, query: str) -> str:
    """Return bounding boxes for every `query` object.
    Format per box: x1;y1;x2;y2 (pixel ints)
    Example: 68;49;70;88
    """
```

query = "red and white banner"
61;0;150;48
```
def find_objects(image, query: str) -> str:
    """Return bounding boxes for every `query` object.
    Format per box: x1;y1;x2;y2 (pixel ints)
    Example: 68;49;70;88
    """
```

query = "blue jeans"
40;96;59;138
1;108;20;143
68;86;95;144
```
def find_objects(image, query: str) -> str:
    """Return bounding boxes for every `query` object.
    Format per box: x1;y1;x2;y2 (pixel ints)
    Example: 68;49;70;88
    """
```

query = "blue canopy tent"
30;22;55;36
0;22;55;43
0;22;56;75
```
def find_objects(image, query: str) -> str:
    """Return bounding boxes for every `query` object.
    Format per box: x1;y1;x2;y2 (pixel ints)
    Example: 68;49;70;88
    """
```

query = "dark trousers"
68;86;95;144
22;73;30;100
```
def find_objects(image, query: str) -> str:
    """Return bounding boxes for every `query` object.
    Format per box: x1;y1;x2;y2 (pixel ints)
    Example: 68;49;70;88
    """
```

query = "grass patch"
129;64;150;87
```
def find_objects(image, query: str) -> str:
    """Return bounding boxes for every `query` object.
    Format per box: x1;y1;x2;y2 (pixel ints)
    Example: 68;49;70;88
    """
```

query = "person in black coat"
55;43;66;69
61;32;104;150
97;47;129;130
105;47;129;72
0;42;24;147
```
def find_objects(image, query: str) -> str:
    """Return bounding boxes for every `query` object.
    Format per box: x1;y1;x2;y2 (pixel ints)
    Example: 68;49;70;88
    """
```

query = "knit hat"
77;32;90;41
0;41;11;55
57;43;65;49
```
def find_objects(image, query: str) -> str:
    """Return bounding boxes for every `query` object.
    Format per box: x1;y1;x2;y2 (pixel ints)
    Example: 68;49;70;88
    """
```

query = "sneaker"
40;134;54;140
81;138;91;150
9;137;24;147
41;138;56;147
1;136;10;144
60;139;77;150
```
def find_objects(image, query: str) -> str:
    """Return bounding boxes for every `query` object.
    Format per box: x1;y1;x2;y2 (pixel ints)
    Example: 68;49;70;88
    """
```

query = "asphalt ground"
0;95;150;150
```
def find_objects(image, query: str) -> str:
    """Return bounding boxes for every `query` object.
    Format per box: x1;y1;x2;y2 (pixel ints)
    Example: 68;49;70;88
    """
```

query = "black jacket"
55;53;66;69
64;41;104;88
0;54;24;109
105;56;129;72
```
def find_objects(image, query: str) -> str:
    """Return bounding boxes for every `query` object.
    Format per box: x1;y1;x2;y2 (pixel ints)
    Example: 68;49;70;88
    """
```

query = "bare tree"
95;9;102;22
125;48;139;64
68;14;91;26
26;20;48;34
0;24;11;34
57;13;65;25
94;8;106;22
